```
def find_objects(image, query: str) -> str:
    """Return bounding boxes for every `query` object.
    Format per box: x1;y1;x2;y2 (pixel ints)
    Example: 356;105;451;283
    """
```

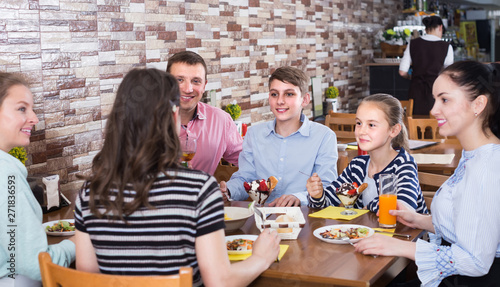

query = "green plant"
376;28;411;45
325;86;339;99
225;100;241;121
9;146;27;165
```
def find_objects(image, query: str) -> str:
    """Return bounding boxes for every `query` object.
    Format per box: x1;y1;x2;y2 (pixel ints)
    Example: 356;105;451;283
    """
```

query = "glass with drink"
378;174;397;228
179;135;196;167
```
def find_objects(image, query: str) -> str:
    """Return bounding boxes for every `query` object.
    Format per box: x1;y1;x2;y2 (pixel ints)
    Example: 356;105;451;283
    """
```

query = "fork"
341;236;355;246
253;206;267;224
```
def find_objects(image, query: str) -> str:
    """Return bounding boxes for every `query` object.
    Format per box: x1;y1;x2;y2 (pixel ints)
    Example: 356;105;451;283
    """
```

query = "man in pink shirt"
166;51;242;175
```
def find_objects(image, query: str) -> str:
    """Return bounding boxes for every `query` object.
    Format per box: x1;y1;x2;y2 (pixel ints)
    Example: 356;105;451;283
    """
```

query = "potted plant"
325;86;339;113
375;28;411;57
225;100;246;136
9;146;27;165
225;100;241;121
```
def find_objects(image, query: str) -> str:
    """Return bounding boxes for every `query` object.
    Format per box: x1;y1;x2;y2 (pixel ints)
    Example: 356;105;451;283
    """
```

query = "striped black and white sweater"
75;168;224;287
309;148;428;214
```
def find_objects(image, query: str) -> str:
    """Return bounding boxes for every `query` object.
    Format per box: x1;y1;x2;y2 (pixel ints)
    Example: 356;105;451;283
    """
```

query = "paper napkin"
228;245;289;261
308;206;369;220
412;153;455;165
373;228;396;237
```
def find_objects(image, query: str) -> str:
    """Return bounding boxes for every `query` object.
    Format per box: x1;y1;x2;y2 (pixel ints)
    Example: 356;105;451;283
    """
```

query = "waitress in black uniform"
399;16;454;115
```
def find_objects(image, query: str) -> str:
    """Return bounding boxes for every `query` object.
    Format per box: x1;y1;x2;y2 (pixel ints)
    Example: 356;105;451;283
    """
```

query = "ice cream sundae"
336;182;368;215
244;176;278;205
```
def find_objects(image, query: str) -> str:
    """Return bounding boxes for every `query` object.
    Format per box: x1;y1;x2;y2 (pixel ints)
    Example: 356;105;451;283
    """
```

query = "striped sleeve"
196;176;225;237
366;149;428;214
308;156;369;209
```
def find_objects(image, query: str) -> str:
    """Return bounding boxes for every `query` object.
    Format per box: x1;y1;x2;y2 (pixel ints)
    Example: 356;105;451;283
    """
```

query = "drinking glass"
378;174;397;228
179;135;196;167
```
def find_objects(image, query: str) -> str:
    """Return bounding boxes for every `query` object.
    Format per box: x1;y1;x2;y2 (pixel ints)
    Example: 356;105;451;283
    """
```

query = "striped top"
415;144;500;286
74;168;225;287
308;148;428;214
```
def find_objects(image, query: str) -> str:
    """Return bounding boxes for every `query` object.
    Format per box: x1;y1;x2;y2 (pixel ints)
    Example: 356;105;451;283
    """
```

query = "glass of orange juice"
378;174;397;228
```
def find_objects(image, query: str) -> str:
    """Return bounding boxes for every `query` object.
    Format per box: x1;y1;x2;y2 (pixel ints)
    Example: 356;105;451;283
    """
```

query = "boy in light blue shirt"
220;67;338;206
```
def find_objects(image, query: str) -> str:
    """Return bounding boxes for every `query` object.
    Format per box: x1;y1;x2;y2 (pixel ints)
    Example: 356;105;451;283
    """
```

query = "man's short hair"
269;67;309;95
166;51;208;81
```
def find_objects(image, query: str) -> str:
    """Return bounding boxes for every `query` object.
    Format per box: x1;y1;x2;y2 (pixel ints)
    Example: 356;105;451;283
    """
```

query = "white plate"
43;219;75;236
225;234;257;255
313;224;374;244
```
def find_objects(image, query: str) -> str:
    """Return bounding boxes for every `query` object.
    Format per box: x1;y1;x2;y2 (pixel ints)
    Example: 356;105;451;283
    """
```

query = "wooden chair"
418;171;449;210
399;99;413;127
38;252;193;287
407;117;442;141
336;153;349;175
214;160;238;182
324;112;357;143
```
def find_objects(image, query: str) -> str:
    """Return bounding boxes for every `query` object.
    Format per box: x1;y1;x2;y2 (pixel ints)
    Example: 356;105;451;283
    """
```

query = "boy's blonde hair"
269;67;309;95
361;94;409;152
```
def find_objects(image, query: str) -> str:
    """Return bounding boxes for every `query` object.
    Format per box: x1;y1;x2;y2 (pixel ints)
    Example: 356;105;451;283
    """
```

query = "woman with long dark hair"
74;68;280;287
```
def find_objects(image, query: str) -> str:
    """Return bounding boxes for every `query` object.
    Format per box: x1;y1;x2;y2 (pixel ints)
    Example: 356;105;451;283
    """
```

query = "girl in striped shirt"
307;93;428;214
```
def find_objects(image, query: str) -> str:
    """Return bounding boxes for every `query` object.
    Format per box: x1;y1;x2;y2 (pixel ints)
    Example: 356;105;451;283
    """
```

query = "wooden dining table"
45;196;425;286
227;201;425;287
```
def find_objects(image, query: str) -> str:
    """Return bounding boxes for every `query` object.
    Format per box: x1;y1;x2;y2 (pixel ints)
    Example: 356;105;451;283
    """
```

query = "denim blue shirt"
226;114;338;205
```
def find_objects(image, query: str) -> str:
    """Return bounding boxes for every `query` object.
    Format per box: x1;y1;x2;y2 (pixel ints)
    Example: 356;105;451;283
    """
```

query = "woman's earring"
474;112;478;117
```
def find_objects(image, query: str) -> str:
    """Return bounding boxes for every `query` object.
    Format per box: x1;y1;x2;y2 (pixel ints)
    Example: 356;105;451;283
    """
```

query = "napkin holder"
254;207;305;240
28;174;69;213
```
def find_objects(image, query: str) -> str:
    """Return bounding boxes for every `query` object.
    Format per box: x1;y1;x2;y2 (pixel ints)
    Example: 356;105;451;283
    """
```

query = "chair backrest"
336;153;349;175
418;171;449;210
324;112;357;143
38;252;193;287
214;160;239;182
407;117;441;141
399;99;414;118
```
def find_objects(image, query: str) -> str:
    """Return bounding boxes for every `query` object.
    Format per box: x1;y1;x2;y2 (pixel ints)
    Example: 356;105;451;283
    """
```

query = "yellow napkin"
228;245;289;262
308;206;369;220
373;228;396;237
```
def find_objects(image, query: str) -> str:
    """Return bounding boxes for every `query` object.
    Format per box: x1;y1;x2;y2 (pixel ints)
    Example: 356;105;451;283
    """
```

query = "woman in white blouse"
355;61;500;287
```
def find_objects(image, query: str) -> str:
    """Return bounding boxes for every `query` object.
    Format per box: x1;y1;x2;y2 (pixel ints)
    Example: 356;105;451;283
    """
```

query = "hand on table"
251;229;281;267
306;173;323;199
268;194;300;207
353;234;415;259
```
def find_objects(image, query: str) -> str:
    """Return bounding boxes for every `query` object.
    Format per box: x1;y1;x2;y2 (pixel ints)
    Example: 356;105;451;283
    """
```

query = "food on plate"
320;227;369;240
45;220;75;233
224;214;232;220
226;238;254;251
336;182;368;206
244;176;278;205
275;214;294;233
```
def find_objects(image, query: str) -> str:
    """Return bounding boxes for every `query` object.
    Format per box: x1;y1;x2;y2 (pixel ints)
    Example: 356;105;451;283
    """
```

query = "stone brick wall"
0;0;403;190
